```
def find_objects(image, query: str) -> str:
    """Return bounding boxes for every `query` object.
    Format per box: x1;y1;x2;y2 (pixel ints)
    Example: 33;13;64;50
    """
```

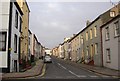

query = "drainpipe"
100;27;103;67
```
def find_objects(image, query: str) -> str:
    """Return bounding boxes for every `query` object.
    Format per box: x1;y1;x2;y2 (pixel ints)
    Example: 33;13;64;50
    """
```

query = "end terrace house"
0;1;23;73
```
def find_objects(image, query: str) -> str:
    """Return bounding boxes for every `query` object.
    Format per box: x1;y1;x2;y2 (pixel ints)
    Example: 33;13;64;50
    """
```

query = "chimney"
86;20;91;26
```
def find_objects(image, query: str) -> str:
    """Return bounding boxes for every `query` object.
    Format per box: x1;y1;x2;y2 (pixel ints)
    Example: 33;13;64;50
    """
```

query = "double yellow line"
39;64;46;77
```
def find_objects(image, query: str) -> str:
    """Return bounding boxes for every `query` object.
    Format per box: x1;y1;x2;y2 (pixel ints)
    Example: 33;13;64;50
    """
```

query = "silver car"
44;55;52;63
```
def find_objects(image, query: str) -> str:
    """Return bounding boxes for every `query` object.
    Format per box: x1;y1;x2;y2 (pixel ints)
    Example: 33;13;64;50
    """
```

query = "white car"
44;55;52;63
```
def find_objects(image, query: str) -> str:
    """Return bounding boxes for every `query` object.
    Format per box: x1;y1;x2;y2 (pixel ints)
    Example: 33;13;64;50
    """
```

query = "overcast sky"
28;1;118;49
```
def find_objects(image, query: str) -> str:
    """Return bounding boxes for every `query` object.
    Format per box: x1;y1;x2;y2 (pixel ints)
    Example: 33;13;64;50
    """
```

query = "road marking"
89;75;99;78
61;65;67;70
57;63;61;65
57;63;67;70
101;75;110;78
68;70;80;77
78;75;87;78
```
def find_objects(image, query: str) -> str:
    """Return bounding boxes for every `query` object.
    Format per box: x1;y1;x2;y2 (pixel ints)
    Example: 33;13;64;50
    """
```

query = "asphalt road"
35;56;114;79
2;57;119;81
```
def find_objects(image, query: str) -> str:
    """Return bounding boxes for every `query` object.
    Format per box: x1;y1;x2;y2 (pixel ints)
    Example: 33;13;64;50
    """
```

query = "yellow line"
39;64;46;77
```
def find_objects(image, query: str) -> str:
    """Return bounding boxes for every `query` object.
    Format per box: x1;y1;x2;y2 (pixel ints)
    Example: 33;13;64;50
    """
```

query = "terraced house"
0;1;23;72
17;0;30;70
101;15;120;70
52;3;120;70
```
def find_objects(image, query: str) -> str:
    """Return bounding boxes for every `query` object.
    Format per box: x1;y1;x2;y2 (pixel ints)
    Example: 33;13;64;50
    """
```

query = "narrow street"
34;56;114;79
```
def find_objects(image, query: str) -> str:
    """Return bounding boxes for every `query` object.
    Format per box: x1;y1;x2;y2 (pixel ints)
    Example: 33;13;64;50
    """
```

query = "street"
34;56;114;79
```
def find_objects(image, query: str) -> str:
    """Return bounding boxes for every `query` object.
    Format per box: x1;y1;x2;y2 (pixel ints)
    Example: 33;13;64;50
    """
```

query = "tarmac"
57;57;120;78
1;57;120;80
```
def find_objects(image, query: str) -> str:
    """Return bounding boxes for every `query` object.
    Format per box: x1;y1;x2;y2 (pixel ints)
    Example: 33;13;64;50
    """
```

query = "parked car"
44;55;52;63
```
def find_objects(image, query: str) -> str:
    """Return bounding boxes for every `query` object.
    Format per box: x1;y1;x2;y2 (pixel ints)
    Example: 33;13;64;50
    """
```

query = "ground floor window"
0;32;7;51
106;48;111;63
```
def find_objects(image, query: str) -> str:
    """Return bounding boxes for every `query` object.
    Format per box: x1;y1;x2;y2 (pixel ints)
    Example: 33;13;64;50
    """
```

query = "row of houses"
0;0;45;73
52;3;120;70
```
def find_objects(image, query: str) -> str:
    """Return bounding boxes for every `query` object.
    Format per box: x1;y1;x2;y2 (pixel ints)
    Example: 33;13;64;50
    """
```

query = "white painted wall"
102;17;119;70
0;1;10;68
10;3;22;72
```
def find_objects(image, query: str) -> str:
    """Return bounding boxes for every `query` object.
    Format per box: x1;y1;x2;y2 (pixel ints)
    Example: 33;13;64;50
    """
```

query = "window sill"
105;39;110;41
114;35;120;38
106;61;111;63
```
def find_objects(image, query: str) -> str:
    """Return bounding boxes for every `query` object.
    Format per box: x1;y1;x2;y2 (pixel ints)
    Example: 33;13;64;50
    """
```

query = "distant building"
101;15;120;70
0;1;23;72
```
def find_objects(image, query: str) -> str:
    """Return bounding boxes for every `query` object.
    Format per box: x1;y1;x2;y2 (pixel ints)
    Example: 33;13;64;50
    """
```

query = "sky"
28;1;119;49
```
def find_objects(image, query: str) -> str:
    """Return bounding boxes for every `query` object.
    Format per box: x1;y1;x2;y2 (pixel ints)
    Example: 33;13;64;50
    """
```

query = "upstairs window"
105;27;110;40
94;26;97;37
81;35;84;44
90;29;93;39
86;32;88;41
15;10;18;29
114;21;119;37
0;32;7;51
110;11;115;17
19;17;22;32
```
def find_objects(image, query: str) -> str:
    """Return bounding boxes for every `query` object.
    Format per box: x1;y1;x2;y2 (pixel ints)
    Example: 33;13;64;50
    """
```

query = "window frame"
114;21;119;37
14;34;17;53
105;26;110;41
15;10;18;29
94;26;97;37
0;32;7;51
95;43;98;55
90;29;93;39
106;48;111;63
86;32;88;41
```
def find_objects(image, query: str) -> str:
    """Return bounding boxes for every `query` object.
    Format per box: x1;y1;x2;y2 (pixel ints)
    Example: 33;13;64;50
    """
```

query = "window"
14;34;17;53
95;43;98;55
90;29;93;39
19;17;22;32
94;26;97;37
15;10;18;29
86;46;89;56
105;27;110;40
110;11;115;17
91;44;94;58
81;35;84;44
86;32;88;41
106;48;111;63
0;32;7;51
114;21;119;37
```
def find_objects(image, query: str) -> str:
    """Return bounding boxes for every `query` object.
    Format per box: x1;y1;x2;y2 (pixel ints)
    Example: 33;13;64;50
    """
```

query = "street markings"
68;70;80;77
89;75;99;78
57;63;61;65
78;75;87;78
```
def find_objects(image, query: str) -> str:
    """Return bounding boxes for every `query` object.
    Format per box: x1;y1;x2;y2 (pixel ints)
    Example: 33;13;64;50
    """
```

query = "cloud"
29;2;113;48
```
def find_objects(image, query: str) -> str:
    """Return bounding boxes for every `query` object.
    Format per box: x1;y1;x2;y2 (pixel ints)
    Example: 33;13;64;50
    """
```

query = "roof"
101;14;120;28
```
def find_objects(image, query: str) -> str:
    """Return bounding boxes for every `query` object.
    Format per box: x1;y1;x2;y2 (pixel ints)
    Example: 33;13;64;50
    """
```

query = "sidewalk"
1;60;44;79
56;57;120;78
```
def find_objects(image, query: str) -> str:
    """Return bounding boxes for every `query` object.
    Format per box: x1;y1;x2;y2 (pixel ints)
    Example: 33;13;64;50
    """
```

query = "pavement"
1;59;44;80
55;57;120;78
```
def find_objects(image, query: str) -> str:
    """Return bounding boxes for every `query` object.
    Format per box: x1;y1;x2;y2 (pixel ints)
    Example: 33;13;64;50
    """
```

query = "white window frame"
95;43;98;55
90;29;93;39
94;26;97;37
105;26;110;40
86;32;88;41
114;21;119;37
106;48;111;63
